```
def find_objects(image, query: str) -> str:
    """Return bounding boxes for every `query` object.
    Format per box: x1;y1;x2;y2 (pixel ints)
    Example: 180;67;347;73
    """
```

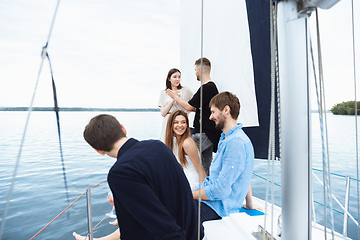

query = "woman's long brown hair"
165;110;190;167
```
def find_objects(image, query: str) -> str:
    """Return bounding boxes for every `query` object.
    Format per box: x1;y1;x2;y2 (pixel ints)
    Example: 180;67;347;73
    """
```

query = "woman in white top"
158;68;193;142
165;110;206;190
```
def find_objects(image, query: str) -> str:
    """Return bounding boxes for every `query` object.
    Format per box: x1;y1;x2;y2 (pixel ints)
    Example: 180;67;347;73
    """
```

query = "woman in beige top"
158;68;193;142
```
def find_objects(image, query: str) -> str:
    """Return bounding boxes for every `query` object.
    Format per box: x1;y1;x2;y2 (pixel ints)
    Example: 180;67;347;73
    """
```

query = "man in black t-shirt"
167;58;221;176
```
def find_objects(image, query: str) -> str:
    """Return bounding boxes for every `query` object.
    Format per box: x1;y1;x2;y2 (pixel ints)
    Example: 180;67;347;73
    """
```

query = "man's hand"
166;89;179;100
192;188;209;200
166;89;196;112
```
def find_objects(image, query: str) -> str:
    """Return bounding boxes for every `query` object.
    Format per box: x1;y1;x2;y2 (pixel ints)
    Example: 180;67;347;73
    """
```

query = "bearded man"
192;91;254;221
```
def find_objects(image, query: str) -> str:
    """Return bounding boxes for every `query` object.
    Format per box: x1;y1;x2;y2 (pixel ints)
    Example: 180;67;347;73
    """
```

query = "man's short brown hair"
83;114;126;152
209;91;240;120
195;57;211;73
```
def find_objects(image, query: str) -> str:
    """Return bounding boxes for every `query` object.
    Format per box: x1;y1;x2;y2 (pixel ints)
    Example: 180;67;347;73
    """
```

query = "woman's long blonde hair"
165;110;190;167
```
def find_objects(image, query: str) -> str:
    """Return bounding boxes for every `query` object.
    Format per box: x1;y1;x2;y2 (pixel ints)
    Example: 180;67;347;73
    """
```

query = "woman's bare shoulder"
182;137;198;152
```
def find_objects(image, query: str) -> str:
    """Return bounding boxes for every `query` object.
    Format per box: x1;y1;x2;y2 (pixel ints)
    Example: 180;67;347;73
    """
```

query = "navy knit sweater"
108;138;203;240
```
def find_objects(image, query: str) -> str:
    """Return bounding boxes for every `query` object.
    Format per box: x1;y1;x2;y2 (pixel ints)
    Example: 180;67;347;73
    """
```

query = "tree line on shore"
2;103;358;115
330;101;360;115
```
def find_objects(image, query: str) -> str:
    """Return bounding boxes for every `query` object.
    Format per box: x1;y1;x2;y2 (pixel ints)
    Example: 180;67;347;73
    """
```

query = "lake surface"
0;111;359;239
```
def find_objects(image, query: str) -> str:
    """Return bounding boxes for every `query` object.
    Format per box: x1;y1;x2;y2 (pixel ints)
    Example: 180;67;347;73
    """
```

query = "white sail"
180;0;258;127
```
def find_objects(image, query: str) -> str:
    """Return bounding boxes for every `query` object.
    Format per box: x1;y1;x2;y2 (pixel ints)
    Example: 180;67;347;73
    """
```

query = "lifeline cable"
29;180;107;240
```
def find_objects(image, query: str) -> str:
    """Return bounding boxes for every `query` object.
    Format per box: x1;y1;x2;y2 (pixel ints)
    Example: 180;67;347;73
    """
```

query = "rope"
252;173;281;188
309;9;334;239
312;172;359;226
46;52;71;214
30;191;87;240
83;215;109;240
271;3;278;237
309;15;325;232
312;168;360;181
264;1;277;237
314;9;335;239
29;180;107;240
253;168;358;225
312;200;357;220
0;2;62;240
252;170;360;224
254;168;360;188
350;0;360;238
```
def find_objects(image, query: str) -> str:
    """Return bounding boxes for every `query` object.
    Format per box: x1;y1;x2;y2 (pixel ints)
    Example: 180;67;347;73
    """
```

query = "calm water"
0;111;359;239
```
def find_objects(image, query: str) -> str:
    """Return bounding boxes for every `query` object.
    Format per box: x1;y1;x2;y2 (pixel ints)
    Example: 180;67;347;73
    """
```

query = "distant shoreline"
0;107;332;113
0;107;160;112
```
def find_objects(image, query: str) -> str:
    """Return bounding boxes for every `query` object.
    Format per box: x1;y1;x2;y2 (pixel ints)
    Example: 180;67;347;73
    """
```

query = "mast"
277;1;340;239
278;1;312;239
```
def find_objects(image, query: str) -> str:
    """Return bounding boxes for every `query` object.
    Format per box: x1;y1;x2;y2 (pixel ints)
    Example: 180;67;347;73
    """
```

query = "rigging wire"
313;8;335;239
197;0;205;239
0;1;62;239
316;9;335;239
309;24;320;229
0;55;46;240
310;31;331;239
350;0;360;238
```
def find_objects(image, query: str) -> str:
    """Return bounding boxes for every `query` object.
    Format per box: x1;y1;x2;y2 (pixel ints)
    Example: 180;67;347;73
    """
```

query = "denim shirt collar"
220;123;243;140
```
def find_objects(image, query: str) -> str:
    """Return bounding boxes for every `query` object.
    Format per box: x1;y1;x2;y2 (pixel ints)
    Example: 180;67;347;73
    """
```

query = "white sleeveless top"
172;138;200;190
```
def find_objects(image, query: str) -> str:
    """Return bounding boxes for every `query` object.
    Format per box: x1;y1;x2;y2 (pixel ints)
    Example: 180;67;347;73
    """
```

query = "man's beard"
215;117;225;130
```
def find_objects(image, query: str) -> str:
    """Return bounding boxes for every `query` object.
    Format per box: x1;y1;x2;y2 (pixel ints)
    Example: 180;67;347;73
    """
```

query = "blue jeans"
192;133;213;176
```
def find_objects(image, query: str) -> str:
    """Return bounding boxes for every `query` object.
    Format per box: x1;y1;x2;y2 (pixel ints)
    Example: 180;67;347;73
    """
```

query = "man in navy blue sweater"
73;114;202;240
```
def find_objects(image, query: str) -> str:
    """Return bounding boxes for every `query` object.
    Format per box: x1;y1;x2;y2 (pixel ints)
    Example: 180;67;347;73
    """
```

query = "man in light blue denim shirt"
192;91;254;220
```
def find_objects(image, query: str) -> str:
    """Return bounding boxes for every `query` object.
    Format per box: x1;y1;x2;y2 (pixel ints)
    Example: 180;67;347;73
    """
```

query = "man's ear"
120;124;127;135
223;105;231;115
95;149;106;155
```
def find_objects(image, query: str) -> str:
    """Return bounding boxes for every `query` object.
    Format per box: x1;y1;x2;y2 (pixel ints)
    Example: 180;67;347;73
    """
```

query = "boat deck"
203;197;351;240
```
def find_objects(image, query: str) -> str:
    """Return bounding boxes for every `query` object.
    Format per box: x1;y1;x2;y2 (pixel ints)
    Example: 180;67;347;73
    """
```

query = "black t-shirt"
188;81;221;152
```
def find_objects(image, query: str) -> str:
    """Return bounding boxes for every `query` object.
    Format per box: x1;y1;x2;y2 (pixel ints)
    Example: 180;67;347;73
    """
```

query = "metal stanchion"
343;176;351;237
86;188;93;240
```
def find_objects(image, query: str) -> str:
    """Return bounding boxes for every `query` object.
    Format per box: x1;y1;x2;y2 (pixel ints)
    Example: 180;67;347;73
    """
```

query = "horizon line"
0;107;160;112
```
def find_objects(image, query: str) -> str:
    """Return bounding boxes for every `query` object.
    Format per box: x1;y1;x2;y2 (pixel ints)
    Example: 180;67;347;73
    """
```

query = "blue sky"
0;0;359;109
